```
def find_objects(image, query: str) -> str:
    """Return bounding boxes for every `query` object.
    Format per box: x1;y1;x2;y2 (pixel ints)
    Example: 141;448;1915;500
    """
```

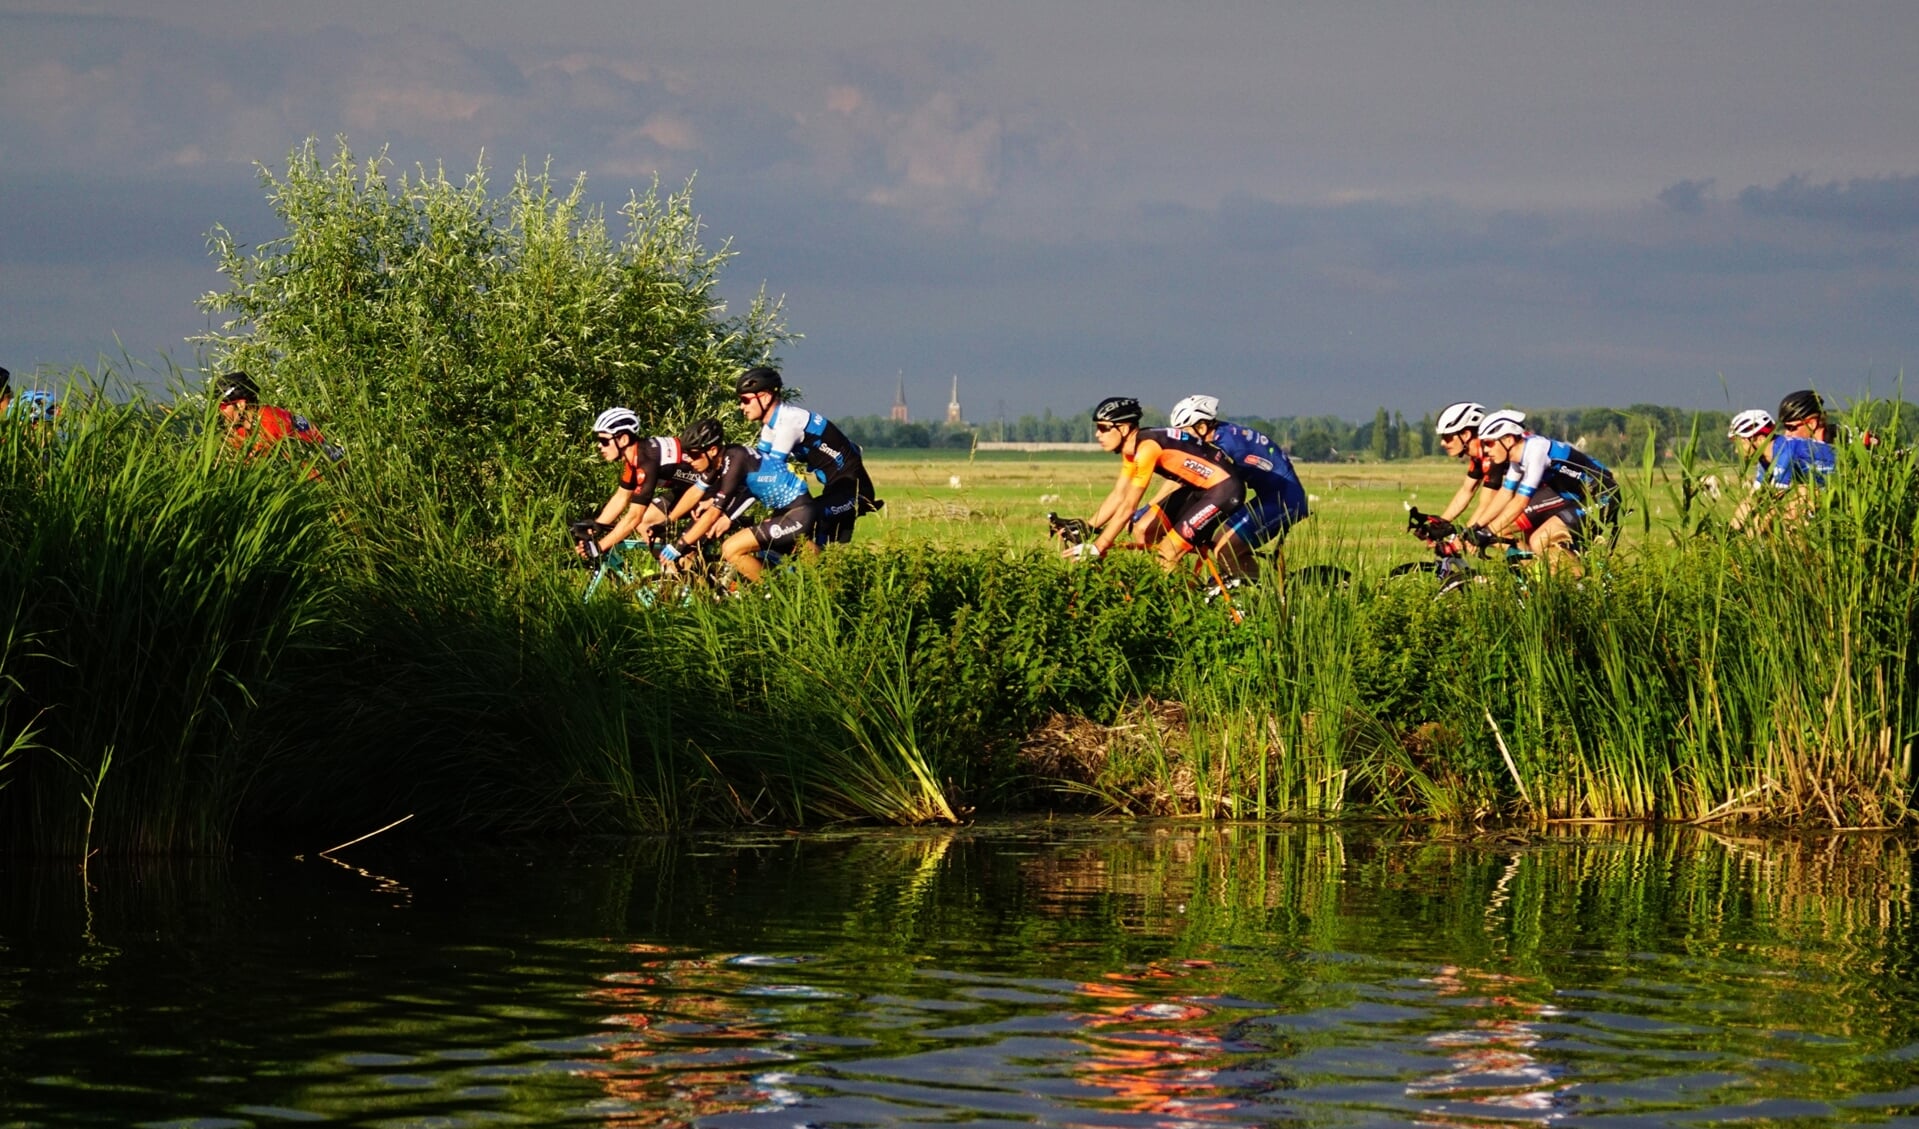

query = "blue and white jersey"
757;402;864;487
702;444;810;520
1503;434;1614;499
1755;435;1836;489
740;404;813;501
5;390;58;423
1206;421;1308;519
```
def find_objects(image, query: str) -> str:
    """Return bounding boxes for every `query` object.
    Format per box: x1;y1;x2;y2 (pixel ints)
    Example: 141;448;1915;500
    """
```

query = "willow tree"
198;137;789;526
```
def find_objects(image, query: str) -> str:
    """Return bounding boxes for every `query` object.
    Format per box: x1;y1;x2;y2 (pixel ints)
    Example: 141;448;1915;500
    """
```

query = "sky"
4;2;1917;420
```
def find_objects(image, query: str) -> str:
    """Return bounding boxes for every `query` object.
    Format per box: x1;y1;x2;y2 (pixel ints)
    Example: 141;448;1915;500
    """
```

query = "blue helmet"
9;390;57;423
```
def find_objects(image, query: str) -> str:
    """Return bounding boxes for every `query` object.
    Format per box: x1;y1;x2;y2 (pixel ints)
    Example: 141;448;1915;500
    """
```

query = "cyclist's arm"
1091;441;1160;553
1478;488;1526;535
1093;478;1151;554
1436;474;1480;523
1145;478;1181;510
678;451;751;550
1465;482;1507;527
593;486;634;528
1088;464;1138;530
1480;438;1549;533
665;484;705;521
678;503;727;547
599;504;651;553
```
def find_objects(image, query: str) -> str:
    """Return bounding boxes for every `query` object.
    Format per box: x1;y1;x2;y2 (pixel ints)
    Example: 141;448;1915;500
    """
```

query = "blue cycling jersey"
1755;436;1835;489
1208;421;1309;519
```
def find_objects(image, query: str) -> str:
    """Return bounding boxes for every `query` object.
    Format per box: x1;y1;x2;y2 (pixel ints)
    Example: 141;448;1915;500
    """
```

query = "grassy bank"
2;392;1915;854
5;142;1911;853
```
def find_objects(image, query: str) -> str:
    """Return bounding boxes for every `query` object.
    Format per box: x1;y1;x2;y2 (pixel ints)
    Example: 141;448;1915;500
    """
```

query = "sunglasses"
1095;422;1119;433
594;435;617;447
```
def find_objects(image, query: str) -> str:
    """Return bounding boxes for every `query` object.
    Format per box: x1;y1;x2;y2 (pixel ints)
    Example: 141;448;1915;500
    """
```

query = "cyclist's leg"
633;501;672;543
1158;481;1241;573
1130;495;1178;547
1218;494;1289;583
729;498;817;582
720;527;765;581
1516;491;1584;576
812;478;858;547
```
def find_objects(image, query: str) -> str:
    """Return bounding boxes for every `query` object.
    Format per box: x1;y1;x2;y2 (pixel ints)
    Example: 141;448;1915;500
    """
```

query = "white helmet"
1477;409;1527;442
1435;401;1486;436
1728;409;1775;440
1169;394;1220;429
592;407;640;436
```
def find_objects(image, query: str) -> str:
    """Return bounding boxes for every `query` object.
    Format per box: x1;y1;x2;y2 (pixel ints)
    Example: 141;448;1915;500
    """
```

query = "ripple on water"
6;823;1918;1127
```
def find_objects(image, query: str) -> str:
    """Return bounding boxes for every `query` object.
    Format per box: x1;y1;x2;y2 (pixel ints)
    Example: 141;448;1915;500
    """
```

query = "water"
4;821;1919;1127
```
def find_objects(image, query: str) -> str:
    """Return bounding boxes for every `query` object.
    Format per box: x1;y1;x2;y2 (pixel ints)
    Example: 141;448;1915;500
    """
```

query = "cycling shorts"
812;478;861;546
1223;493;1303;550
750;496;820;555
1158;480;1243;547
1515;487;1618;548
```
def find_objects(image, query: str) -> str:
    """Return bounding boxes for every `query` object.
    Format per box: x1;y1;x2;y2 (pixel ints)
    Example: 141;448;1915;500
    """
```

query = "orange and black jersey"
1122;428;1242;491
1466;443;1508;490
617;436;701;508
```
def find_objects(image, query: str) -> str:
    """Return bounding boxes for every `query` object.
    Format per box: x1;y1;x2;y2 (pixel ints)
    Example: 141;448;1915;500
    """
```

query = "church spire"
890;372;909;423
945;374;963;425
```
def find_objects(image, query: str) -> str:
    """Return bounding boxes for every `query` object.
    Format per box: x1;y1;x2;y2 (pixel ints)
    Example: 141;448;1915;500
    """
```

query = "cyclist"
1469;409;1618;572
216;371;339;466
667;416;817;584
1776;390;1836;446
1;368;60;426
1078;396;1246;573
1429;402;1511;528
1166;395;1307;578
580;407;706;558
1728;406;1833;531
734;366;879;546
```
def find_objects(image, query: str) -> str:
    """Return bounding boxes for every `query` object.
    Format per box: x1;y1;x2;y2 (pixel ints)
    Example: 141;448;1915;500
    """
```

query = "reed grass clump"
0;391;341;855
4;418;1916;851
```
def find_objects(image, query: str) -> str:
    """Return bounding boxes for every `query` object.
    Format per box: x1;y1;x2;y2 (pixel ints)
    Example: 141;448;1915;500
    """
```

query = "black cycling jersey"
618;436;701;509
801;417;868;488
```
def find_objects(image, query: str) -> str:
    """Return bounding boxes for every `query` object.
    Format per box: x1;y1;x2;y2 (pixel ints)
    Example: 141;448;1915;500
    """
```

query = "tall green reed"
0;386;341;854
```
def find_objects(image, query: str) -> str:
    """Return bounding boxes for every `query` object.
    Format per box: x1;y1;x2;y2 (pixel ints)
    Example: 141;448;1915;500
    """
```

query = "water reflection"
0;824;1915;1126
1408;966;1566;1126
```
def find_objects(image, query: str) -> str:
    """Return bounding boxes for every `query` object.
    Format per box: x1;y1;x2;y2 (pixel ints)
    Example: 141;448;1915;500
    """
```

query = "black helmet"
1777;389;1824;425
216;370;257;403
735;366;783;395
1093;396;1143;425
679;417;725;452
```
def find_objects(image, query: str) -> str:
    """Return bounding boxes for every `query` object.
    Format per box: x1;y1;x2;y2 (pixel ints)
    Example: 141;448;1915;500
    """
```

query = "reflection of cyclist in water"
578;945;801;1127
1069;960;1248;1123
1407;965;1568;1126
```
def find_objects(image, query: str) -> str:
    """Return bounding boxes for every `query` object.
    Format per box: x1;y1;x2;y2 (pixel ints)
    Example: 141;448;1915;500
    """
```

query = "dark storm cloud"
5;3;1919;413
1737;174;1919;232
1658;179;1715;215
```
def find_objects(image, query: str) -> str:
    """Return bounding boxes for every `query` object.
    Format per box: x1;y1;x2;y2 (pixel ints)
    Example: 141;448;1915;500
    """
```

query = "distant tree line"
837;402;1745;464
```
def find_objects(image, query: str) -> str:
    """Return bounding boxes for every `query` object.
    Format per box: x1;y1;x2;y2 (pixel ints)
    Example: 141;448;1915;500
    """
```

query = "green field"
859;448;1717;568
